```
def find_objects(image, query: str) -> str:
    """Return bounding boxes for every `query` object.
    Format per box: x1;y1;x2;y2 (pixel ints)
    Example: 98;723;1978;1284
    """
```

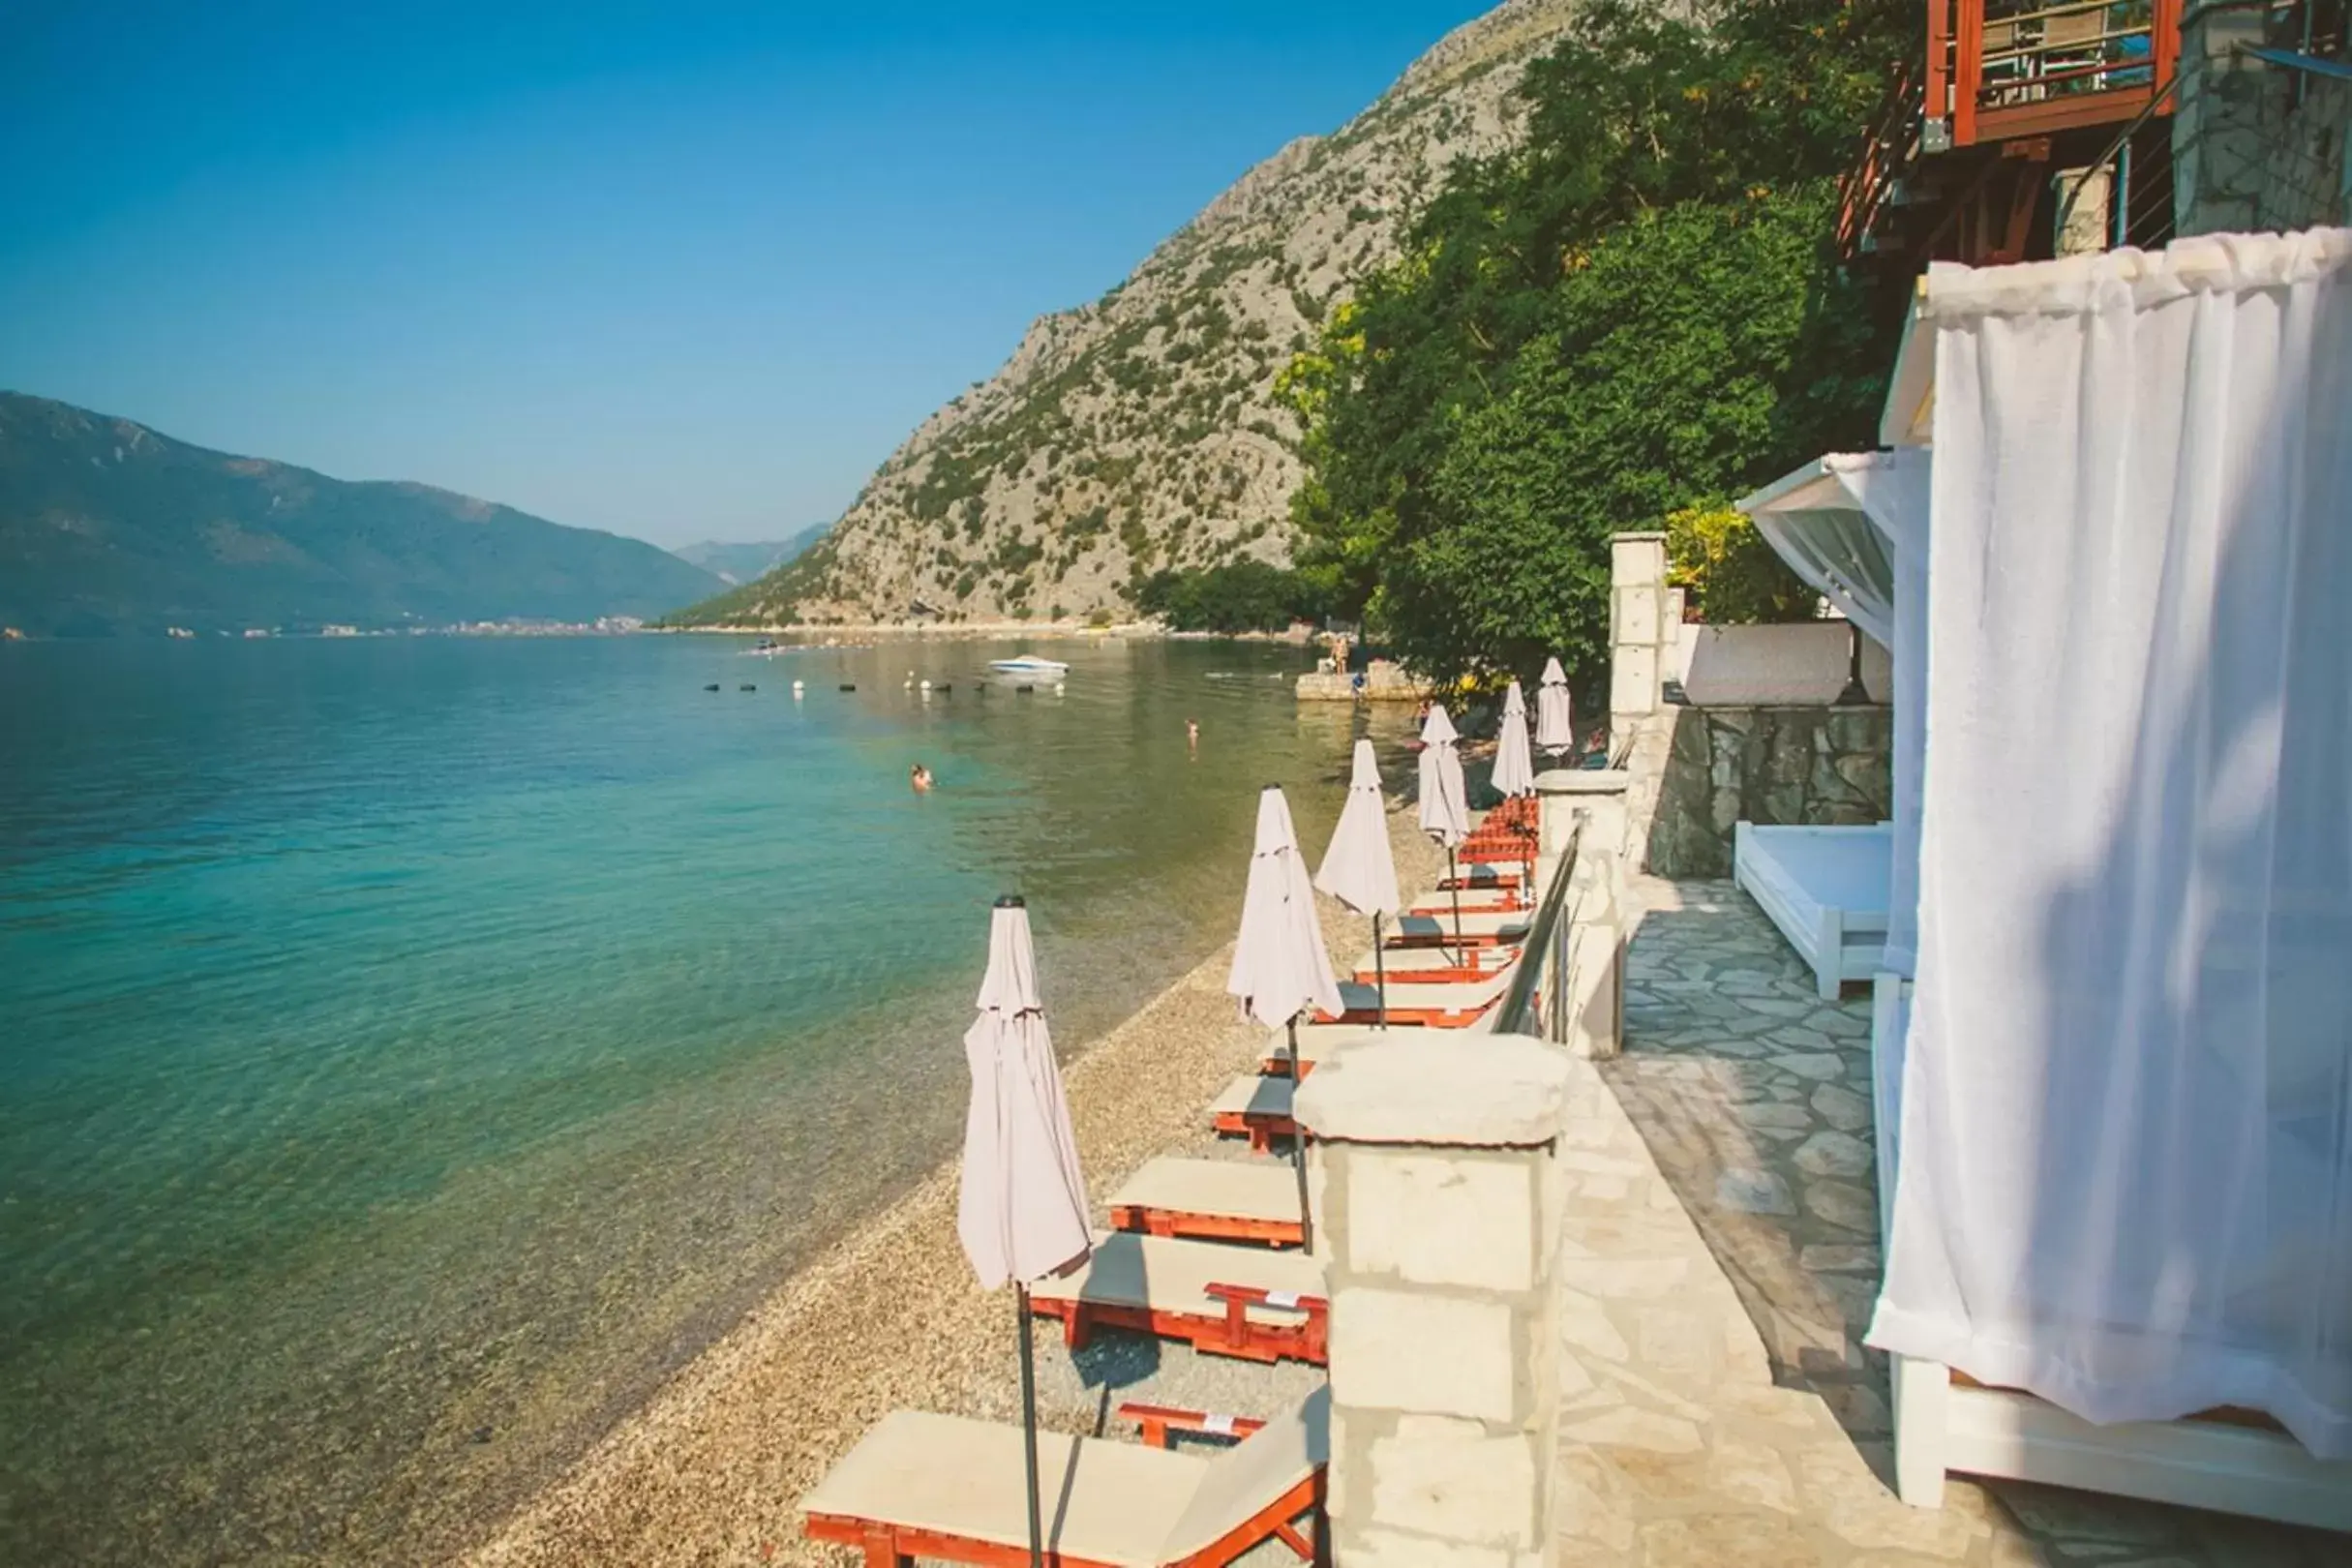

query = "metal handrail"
1493;821;1582;1037
2052;62;2185;239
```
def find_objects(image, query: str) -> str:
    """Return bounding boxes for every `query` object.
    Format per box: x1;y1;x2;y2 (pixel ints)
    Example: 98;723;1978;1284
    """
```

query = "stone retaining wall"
1644;706;1892;879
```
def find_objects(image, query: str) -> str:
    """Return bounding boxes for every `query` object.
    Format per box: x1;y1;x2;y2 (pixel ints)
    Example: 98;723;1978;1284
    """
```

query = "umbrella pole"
1017;1284;1044;1568
1286;1014;1313;1252
1372;914;1387;1030
1447;848;1467;969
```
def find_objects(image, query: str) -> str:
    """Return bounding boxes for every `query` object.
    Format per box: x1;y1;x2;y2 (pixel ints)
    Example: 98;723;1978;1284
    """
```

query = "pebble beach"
466;805;1446;1568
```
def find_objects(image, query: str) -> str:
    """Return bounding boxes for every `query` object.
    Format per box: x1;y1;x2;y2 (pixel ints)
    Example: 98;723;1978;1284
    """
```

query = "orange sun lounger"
1312;971;1510;1029
1107;1157;1304;1248
1210;1072;1301;1151
1383;908;1531;950
802;1387;1329;1567
1255;1023;1381;1080
1438;862;1523;891
1023;1230;1328;1366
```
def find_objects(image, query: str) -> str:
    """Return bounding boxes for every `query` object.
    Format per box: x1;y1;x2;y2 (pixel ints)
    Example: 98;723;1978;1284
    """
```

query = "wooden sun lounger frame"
1484;796;1539;831
804;1402;1325;1568
1383;925;1523;951
1438;865;1523;890
1213;1101;1296;1153
1107;1197;1303;1249
1027;1277;1329;1367
1351;958;1509;984
1457;827;1537;866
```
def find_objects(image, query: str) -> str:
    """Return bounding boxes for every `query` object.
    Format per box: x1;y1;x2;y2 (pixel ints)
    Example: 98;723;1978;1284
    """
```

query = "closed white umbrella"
1315;739;1402;1027
1492;681;1537;799
1418;705;1472;963
1228;785;1342;1248
1536;656;1576;756
956;895;1091;1568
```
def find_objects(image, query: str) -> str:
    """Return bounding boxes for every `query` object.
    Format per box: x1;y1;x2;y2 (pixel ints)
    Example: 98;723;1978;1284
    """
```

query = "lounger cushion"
1109;1158;1301;1226
1211;1073;1294;1122
801;1409;1200;1567
1353;945;1515;977
1330;968;1513;1016
1283;1024;1382;1071
1025;1230;1326;1325
1157;1386;1329;1562
1391;909;1530;941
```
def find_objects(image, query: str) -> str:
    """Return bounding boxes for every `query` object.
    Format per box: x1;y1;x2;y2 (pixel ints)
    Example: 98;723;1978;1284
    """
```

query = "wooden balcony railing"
1927;0;2181;146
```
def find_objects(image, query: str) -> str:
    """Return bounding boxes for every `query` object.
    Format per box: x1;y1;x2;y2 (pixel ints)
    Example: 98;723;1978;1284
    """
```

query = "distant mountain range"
0;392;720;636
670;525;829;586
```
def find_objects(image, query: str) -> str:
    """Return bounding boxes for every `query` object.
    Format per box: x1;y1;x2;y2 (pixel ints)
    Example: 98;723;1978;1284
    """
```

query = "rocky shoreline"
465;805;1443;1567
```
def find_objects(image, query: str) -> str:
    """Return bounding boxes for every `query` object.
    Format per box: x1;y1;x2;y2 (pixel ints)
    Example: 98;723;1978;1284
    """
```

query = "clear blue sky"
0;1;1494;548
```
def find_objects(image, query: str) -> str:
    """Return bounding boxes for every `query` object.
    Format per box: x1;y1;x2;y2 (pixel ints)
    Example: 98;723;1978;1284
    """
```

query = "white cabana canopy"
1732;453;1921;648
1859;229;2352;1467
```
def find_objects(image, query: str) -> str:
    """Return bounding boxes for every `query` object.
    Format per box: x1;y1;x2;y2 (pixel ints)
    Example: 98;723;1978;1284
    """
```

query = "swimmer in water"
910;764;934;793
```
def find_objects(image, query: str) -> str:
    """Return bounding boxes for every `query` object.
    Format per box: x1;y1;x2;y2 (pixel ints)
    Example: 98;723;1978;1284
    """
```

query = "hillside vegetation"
671;0;1584;628
0;393;718;635
1286;0;1913;685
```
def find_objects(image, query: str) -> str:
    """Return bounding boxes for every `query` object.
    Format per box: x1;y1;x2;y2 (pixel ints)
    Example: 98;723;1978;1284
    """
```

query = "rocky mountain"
671;525;829;586
0;393;719;636
674;0;1579;628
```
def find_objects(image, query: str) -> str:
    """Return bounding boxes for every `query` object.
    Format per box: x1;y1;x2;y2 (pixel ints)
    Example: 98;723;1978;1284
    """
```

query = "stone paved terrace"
1550;876;2347;1567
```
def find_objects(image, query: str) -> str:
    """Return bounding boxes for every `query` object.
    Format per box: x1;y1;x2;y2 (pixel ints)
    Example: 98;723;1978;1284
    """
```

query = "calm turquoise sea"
0;633;1384;1564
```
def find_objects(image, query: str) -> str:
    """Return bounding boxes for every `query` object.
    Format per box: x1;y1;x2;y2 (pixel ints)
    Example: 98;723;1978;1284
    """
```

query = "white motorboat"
987;654;1070;677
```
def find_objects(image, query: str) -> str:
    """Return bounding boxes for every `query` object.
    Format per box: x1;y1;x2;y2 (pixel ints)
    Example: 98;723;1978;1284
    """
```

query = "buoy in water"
919;678;931;692
792;679;805;697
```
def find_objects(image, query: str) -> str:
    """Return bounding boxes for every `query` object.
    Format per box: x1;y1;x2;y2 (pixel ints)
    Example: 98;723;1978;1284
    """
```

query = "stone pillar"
1295;1034;1573;1568
1608;531;1670;755
1534;768;1629;864
1561;829;1623;1062
1533;770;1626;1059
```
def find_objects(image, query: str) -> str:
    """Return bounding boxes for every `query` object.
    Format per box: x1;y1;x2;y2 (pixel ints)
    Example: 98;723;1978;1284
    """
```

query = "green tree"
1282;0;1909;687
1131;561;1330;634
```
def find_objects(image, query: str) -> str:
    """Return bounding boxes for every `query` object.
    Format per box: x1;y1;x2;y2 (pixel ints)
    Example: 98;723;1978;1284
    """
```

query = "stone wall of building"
1644;705;1893;879
2175;7;2350;237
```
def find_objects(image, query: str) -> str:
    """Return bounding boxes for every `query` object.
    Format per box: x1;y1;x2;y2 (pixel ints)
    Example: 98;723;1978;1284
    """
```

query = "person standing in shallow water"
1186;719;1199;756
910;764;934;793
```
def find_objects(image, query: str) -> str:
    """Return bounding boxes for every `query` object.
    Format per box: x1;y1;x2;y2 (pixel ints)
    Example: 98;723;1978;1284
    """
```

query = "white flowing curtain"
1869;231;2352;1457
1847;450;1932;980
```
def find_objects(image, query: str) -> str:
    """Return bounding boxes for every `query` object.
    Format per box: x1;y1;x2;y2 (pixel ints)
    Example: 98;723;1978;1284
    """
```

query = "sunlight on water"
0;634;1402;1563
